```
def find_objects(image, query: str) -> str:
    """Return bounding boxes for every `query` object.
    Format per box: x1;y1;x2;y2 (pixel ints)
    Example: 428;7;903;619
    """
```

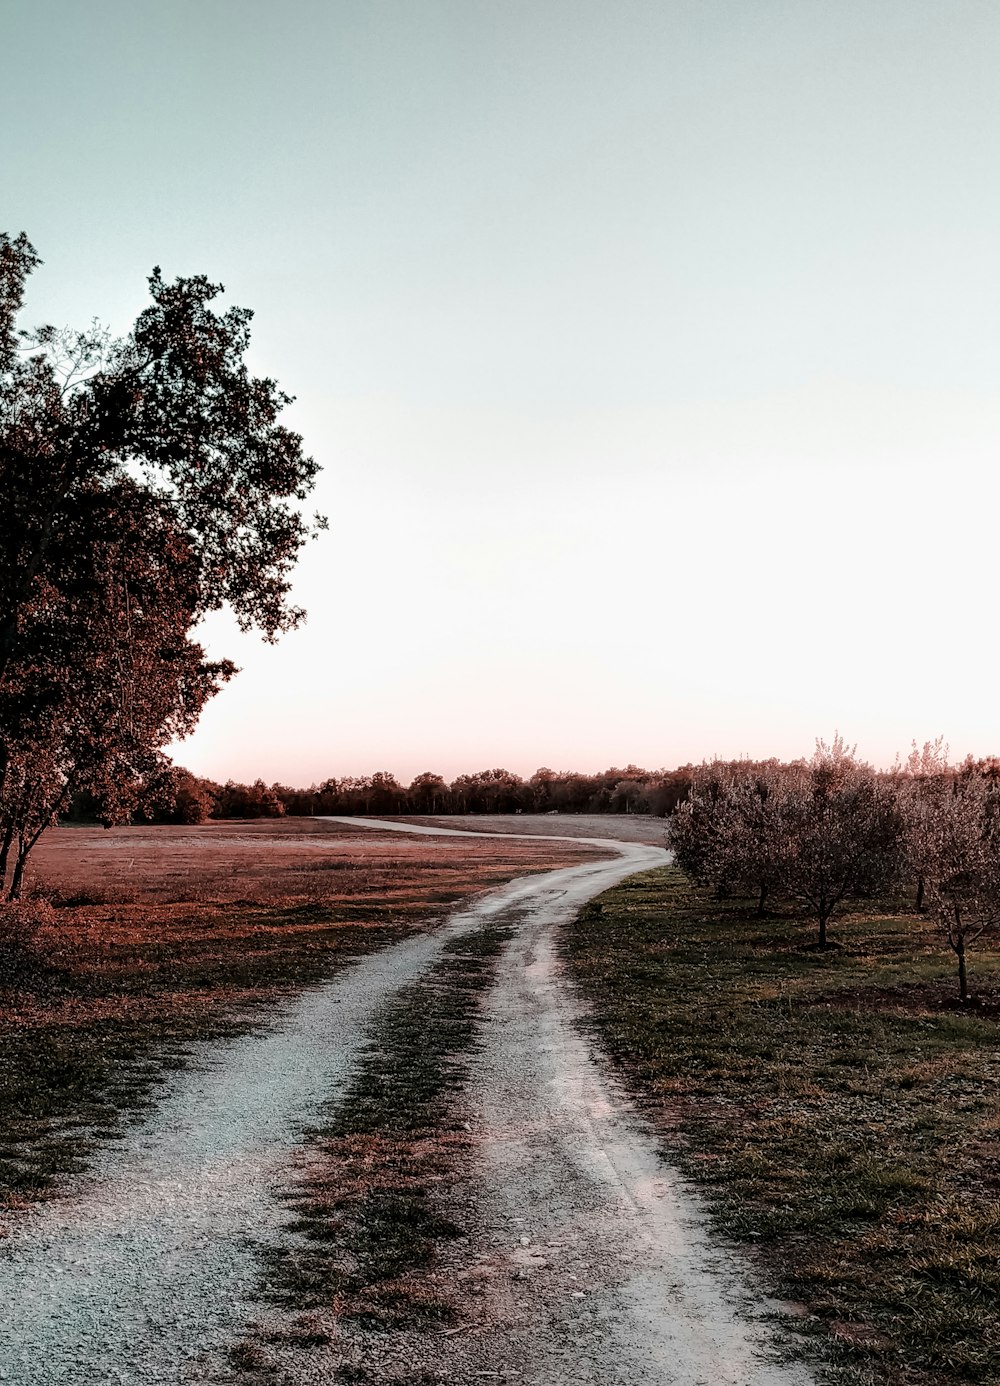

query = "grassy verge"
264;923;511;1322
564;867;1000;1386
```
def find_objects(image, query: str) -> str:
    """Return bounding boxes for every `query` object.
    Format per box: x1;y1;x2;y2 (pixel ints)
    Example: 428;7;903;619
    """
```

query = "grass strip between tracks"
565;866;1000;1386
231;921;514;1379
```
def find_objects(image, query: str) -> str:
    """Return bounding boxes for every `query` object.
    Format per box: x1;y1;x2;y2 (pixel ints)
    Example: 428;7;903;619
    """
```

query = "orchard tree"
906;771;1000;1002
0;233;322;894
772;737;904;948
894;737;951;911
666;759;743;891
715;764;786;916
667;759;784;913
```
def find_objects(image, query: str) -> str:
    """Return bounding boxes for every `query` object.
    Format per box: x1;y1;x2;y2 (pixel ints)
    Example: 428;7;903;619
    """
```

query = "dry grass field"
0;818;598;1208
27;817;596;908
395;812;669;845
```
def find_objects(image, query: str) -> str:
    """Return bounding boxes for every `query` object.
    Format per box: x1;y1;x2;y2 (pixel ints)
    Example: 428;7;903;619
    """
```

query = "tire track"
0;827;641;1384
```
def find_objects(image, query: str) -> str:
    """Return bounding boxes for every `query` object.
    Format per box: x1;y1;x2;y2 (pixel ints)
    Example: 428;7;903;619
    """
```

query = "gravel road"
0;819;815;1385
0;822;644;1385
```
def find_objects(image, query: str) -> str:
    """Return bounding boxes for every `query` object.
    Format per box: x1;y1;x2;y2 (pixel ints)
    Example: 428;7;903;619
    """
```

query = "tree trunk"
6;816;49;902
0;821;13;895
957;938;968;1003
915;875;925;913
7;841;28;901
818;912;828;949
757;881;768;917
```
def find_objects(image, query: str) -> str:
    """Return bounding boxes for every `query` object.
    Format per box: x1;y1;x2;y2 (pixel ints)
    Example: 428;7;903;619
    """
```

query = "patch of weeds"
565;868;1000;1386
260;921;513;1332
228;1339;278;1374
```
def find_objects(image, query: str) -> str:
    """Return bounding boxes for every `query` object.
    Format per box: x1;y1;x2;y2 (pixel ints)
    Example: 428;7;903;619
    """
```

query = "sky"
5;0;1000;783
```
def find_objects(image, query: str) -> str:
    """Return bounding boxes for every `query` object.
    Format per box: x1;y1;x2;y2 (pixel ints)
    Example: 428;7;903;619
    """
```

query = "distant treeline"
67;764;696;825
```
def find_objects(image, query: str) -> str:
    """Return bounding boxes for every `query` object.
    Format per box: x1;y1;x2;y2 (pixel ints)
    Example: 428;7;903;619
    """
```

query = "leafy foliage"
900;754;1000;1000
0;232;321;895
668;739;904;947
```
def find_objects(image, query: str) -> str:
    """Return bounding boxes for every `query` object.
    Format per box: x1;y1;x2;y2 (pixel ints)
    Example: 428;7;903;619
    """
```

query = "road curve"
451;855;815;1385
0;823;656;1385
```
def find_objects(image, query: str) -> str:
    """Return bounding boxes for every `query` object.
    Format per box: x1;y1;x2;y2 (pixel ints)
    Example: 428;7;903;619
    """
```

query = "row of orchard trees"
666;736;1000;1000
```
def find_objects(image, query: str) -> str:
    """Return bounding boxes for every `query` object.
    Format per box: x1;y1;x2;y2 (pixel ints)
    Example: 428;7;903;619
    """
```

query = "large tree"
0;233;322;896
0;480;236;896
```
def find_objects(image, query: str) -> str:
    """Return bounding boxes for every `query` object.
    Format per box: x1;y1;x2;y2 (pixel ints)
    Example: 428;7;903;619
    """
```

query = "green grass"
564;868;1000;1386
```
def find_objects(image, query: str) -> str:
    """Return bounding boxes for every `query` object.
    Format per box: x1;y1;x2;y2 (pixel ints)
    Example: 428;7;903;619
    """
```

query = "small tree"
772;737;904;948
666;760;736;890
668;759;786;914
894;737;951;911
908;772;1000;1002
714;765;786;916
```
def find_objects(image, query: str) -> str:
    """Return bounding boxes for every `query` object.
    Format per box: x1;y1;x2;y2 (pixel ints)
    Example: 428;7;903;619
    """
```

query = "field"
399;811;669;844
12;818;998;1383
0;818;598;1208
567;868;1000;1386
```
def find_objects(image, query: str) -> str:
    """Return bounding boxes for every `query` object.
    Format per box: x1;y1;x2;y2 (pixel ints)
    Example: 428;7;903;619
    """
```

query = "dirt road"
0;820;812;1384
442;867;812;1385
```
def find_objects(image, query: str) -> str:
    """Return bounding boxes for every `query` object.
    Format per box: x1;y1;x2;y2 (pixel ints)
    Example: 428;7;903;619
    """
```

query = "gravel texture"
0;823;626;1384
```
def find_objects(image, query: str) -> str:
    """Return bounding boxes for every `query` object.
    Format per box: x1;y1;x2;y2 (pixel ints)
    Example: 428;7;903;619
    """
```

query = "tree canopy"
0;232;322;897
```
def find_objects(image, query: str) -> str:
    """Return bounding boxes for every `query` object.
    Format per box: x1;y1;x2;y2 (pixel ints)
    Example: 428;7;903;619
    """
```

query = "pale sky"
5;1;1000;783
